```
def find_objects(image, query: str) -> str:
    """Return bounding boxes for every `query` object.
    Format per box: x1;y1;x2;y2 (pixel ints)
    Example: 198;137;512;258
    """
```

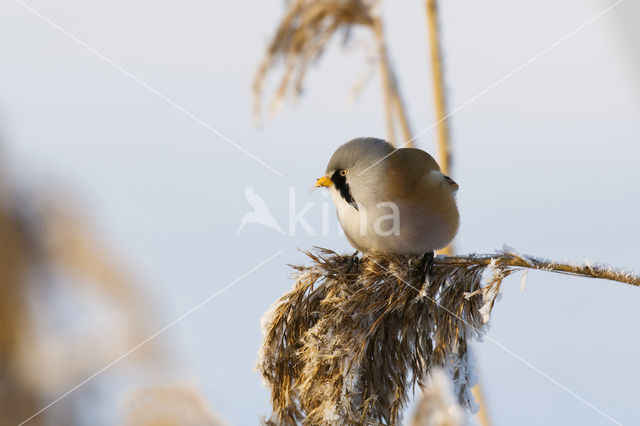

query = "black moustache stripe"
331;170;359;211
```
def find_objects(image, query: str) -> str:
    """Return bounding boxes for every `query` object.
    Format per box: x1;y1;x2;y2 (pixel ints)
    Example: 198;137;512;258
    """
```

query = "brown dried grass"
258;248;486;425
253;0;413;146
258;247;640;425
0;192;162;424
253;0;377;118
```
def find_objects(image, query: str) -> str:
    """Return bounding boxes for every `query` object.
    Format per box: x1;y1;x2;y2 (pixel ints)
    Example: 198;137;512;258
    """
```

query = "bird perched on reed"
315;137;459;276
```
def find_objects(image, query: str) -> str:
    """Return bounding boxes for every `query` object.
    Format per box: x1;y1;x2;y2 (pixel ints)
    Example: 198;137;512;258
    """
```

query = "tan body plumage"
316;138;459;255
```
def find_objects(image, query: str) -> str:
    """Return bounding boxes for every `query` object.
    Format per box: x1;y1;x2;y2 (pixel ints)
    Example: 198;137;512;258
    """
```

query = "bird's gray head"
315;137;394;209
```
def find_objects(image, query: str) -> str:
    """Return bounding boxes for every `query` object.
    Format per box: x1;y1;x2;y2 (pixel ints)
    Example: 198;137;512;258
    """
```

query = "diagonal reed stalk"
425;0;451;180
371;14;396;145
258;247;639;424
425;0;455;262
425;0;454;256
391;88;413;145
371;14;413;147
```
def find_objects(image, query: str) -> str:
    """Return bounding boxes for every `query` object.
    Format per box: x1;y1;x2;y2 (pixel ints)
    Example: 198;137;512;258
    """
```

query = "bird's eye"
339;169;347;177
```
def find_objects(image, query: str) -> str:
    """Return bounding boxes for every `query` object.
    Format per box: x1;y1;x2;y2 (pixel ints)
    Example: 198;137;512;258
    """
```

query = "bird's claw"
418;251;435;283
347;250;360;273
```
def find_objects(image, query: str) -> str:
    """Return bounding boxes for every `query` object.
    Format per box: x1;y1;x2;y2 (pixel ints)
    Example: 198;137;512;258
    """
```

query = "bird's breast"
330;179;459;254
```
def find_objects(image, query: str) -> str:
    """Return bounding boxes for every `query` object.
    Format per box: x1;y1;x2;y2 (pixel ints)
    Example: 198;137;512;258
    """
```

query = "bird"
315;137;459;276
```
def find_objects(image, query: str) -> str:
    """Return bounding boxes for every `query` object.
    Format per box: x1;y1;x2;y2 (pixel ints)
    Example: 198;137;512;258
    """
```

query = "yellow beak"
315;176;333;187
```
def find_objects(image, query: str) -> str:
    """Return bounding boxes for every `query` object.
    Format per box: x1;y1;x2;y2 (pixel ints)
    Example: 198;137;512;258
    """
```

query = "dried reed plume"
0;174;162;423
259;248;485;425
258;247;639;424
410;368;463;426
253;0;413;145
0;192;41;424
123;383;226;426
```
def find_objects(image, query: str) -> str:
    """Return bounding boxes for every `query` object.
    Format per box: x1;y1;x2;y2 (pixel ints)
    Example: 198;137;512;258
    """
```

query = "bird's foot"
347;250;360;273
418;251;435;283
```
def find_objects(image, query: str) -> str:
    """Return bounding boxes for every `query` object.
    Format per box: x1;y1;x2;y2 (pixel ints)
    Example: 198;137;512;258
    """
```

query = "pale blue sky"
1;0;639;425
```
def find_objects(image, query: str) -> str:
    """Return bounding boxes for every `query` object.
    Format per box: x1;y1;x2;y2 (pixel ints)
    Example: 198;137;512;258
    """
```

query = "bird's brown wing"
383;148;442;200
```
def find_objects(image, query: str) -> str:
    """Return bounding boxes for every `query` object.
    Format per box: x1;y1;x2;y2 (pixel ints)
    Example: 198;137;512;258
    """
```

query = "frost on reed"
258;248;486;425
258;247;640;425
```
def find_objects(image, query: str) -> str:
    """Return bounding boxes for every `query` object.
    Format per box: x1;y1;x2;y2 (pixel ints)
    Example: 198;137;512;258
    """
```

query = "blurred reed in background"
0;138;163;425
